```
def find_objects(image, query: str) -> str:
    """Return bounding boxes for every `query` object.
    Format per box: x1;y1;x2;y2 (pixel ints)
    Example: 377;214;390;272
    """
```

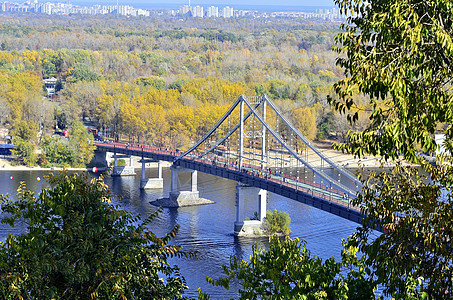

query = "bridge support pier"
234;183;268;236
169;165;199;205
148;165;212;207
140;160;163;189
111;154;136;176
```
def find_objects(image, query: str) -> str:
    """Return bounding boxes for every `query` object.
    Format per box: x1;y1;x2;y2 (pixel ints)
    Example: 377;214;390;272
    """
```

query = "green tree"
66;63;100;83
135;76;166;90
264;209;291;236
68;121;96;167
41;135;73;167
0;171;189;299
10;119;39;144
351;161;453;299
200;236;376;300
330;0;453;298
11;137;37;166
329;0;453;161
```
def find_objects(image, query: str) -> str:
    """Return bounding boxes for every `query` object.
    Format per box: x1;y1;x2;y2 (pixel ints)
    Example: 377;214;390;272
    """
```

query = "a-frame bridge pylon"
176;95;361;198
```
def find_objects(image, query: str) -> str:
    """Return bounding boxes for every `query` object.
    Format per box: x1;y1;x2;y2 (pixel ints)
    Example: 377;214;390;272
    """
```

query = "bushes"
264;209;291;235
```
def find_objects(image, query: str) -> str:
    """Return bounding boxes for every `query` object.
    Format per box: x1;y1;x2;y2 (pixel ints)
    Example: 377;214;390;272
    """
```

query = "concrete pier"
151;165;213;207
234;184;268;236
111;154;136;176
140;160;163;189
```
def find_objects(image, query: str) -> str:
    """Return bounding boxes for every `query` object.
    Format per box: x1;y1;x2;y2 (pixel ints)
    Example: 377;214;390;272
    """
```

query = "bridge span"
95;142;365;228
95;95;365;234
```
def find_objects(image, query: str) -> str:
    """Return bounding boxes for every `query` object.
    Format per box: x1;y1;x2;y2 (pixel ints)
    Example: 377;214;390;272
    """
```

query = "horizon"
13;0;338;9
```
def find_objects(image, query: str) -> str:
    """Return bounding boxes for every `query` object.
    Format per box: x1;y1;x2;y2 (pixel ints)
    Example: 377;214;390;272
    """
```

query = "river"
0;167;360;298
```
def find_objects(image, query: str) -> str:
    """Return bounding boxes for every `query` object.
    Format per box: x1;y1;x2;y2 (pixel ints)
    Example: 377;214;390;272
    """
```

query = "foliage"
330;0;453;298
135;76;165;90
292;106;317;141
117;158;126;167
0;171;189;299
264;209;291;236
67;121;96;167
66;63;100;83
330;0;453;162
11;137;37;166
200;236;376;300
41;122;96;167
10;119;39;144
351;161;453;299
0;15;352;150
0;71;43;122
41;136;73;167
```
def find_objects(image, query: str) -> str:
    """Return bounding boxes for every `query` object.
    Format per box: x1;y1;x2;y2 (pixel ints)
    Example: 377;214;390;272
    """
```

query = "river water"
0;168;361;298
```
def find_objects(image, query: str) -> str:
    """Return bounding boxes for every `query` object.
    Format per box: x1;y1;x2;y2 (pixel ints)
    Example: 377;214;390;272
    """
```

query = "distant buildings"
192;5;203;18
0;1;150;17
0;1;346;21
206;6;218;18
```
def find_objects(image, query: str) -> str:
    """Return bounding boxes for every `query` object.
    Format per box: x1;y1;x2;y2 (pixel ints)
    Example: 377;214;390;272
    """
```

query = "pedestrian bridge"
95;95;365;234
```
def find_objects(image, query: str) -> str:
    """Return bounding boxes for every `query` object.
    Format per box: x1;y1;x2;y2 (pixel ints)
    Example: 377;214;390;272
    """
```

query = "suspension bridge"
95;95;365;235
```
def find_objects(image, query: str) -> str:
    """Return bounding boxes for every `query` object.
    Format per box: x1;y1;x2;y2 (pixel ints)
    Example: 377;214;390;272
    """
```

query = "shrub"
264;209;291;235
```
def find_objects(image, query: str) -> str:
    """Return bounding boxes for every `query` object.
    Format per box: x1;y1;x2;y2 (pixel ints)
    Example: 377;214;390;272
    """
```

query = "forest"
0;13;370;167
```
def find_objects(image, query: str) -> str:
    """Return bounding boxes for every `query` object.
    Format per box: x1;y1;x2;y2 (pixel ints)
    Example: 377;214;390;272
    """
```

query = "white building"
44;77;57;95
118;5;133;16
207;6;218;18
180;5;190;15
42;2;52;14
222;6;234;18
192;5;203;18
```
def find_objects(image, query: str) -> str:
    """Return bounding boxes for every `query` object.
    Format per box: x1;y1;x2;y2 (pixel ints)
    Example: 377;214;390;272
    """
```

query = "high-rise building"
180;5;190;15
42;2;52;14
192;5;203;18
222;6;233;18
207;6;218;18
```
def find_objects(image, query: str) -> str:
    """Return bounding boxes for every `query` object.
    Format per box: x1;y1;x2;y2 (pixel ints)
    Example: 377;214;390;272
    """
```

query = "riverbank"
0;157;93;172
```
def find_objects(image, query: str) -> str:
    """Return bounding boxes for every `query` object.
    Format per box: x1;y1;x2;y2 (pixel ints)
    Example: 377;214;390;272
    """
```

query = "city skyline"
14;0;337;9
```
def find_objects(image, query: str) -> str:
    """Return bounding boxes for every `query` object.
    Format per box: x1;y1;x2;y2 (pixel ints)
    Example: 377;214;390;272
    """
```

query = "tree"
41;135;73;167
291;107;317;141
329;0;453;162
135;76;166;90
351;161;453;299
68;121;96;167
0;171;189;299
264;209;291;236
10;119;39;144
200;236;376;300
11;137;37;166
66;63;100;83
329;0;453;298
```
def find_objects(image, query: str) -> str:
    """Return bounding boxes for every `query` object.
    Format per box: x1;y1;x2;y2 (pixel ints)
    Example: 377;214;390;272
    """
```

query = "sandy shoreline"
0;158;93;172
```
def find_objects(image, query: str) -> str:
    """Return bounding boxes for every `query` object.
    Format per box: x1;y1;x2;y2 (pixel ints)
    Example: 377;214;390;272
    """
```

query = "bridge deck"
95;142;365;225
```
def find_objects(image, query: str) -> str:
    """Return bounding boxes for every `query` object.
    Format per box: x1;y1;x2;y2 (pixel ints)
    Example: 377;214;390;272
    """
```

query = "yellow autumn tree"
291;107;317;141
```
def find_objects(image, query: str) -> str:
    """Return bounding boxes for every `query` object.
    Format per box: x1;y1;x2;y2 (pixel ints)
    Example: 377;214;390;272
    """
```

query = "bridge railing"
96;141;358;210
174;146;356;209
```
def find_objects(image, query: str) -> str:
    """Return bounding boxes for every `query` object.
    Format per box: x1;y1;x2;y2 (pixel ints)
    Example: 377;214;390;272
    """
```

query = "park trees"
41;121;96;167
330;0;453;298
0;171;189;299
10;120;39;166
